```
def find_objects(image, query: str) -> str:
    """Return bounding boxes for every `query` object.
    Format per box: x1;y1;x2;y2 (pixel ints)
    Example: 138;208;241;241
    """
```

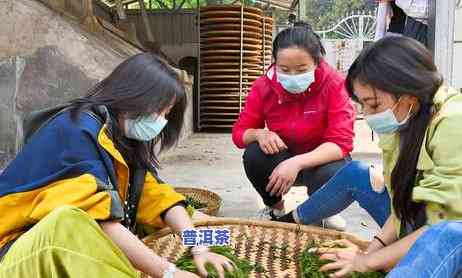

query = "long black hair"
273;21;326;64
70;53;186;171
346;36;443;224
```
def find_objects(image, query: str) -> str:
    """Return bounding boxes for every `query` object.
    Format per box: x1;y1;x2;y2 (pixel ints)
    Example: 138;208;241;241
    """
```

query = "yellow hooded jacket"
0;106;185;253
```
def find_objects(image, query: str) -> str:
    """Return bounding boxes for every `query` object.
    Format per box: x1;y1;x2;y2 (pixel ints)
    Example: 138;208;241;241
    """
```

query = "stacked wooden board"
199;5;273;130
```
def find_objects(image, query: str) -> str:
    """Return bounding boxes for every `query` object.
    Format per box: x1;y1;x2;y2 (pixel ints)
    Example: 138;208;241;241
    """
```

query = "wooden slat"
200;5;263;15
200;56;261;62
201;112;241;116
199;11;262;21
201;68;263;75
201;24;261;33
200;106;241;110
200;17;263;27
201;30;263;39
201;43;262;50
198;5;272;129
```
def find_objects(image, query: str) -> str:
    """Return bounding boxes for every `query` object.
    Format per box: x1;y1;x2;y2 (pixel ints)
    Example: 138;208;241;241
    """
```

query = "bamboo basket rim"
174;187;222;216
174;186;222;197
144;217;370;250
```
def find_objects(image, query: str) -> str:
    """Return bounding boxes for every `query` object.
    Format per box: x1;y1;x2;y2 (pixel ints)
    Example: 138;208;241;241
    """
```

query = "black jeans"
243;142;350;207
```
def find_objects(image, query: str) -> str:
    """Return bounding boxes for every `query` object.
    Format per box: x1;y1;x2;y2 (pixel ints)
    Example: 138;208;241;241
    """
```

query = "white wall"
322;39;365;74
160;43;199;65
453;5;462;89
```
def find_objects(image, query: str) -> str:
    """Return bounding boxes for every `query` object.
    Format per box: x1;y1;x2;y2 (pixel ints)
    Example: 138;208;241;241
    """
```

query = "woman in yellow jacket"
315;37;462;277
0;54;233;278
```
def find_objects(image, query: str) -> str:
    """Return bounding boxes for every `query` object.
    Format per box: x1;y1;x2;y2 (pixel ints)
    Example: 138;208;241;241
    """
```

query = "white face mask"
124;114;168;141
364;98;414;134
277;70;315;94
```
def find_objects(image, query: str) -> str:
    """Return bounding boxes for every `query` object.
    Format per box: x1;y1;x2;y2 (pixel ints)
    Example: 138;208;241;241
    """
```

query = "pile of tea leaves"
176;246;268;278
299;241;386;278
185;196;207;209
176;241;385;278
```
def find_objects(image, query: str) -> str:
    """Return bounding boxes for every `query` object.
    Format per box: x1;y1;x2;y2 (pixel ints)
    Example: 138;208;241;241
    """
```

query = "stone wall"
0;0;193;167
0;47;99;167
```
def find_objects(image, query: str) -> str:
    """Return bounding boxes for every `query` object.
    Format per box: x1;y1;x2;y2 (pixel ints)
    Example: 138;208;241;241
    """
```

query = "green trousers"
0;206;139;278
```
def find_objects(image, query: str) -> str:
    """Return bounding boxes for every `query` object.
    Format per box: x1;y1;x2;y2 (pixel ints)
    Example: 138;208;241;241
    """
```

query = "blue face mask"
124;114;168;141
277;70;315;94
365;100;413;134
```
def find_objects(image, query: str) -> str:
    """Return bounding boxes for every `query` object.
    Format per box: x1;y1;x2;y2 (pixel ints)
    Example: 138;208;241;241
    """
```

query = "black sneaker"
270;211;296;224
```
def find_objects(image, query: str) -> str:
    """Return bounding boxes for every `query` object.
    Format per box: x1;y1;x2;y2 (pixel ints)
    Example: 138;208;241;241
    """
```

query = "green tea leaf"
299;242;386;278
176;246;268;278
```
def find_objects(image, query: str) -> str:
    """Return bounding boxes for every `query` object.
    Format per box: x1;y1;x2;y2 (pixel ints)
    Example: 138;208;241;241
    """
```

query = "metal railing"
277;13;377;41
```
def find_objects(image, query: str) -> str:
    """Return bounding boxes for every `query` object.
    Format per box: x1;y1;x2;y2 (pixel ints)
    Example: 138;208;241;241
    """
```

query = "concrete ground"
159;120;383;240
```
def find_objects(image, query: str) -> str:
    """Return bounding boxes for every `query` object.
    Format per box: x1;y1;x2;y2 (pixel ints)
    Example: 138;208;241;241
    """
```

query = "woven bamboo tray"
142;218;369;278
175;187;222;216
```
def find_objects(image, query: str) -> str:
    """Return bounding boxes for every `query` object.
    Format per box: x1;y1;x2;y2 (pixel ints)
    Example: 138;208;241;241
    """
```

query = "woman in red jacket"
232;23;355;229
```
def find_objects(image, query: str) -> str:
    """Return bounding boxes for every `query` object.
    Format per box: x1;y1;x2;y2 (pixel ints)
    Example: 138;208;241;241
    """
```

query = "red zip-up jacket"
232;60;355;156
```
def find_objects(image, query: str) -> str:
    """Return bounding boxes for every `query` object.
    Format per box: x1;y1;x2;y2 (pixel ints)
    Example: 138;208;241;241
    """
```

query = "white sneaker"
322;215;346;231
254;207;285;220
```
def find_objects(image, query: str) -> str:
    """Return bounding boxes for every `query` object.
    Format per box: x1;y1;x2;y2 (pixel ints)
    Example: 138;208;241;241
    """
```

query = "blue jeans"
295;160;391;227
388;221;462;278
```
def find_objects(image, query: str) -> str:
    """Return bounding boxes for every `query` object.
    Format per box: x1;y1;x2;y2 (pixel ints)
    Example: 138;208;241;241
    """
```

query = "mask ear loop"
401;102;415;124
393;97;415;124
391;96;403;112
407;102;414;116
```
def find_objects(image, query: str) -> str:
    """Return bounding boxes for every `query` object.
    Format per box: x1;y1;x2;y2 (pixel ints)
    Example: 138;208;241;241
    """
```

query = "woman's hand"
267;157;302;197
255;129;287;155
317;239;370;277
192;247;235;278
173;270;200;278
